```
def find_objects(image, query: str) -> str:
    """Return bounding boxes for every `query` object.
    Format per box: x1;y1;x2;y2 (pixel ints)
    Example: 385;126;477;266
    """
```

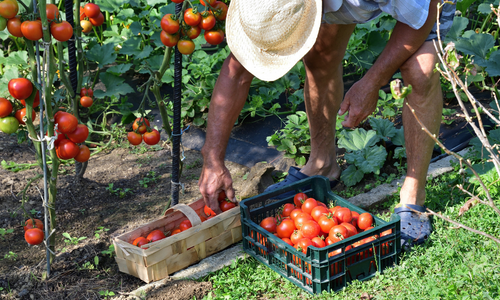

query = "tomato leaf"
341;165;365;187
94;72;134;99
85;43;117;66
338;128;380;152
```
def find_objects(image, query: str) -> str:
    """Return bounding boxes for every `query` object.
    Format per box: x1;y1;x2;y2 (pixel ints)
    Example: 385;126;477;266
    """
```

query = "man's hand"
198;162;236;214
338;77;380;128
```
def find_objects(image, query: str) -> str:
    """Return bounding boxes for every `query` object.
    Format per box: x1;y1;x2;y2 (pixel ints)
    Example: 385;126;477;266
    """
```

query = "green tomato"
0;116;19;134
0;16;6;31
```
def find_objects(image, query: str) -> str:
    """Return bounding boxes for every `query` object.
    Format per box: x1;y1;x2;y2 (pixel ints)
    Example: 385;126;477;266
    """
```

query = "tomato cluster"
80;87;94;108
23;218;45;245
80;3;105;34
258;192;389;256
0;78;38;134
127;117;161;146
51;111;91;162
160;0;227;55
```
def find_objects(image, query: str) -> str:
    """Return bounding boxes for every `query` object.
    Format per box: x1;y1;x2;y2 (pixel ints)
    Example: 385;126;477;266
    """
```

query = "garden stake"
171;2;183;207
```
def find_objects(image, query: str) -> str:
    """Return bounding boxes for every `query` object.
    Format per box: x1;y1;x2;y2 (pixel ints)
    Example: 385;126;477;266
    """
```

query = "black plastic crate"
239;176;401;294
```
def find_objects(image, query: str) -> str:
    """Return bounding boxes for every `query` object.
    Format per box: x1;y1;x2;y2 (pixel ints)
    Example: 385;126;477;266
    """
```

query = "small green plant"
105;183;134;198
94;227;110;239
101;245;115;257
4;251;18;261
373;89;404;120
185;159;201;170
99;290;115;299
442;108;457;125
62;233;87;245
1;160;36;172
29;209;38;215
0;228;14;240
78;261;96;270
139;171;160;188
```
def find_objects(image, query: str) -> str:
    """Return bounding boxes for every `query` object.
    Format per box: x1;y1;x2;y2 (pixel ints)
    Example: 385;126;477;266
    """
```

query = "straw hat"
226;0;322;82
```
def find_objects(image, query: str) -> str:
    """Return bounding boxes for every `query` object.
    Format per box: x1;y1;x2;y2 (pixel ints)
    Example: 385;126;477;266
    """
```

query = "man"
199;0;456;249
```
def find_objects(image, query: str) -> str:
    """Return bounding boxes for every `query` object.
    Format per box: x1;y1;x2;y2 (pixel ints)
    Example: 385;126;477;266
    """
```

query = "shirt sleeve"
376;0;431;30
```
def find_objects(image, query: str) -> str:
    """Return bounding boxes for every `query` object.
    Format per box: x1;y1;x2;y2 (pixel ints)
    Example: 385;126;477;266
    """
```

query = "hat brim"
226;0;323;82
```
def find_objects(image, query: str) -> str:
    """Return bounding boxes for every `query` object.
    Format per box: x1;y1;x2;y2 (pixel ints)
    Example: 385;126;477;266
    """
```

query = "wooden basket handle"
164;202;202;227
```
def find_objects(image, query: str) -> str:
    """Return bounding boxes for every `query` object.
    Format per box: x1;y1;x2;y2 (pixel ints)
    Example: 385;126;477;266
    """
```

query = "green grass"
199;171;500;299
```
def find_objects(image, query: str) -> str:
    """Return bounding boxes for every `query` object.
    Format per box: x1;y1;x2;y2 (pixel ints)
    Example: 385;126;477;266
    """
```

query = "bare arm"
339;0;441;127
199;53;253;213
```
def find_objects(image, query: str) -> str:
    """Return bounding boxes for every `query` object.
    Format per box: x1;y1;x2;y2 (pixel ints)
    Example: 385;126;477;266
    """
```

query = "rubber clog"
392;204;432;251
264;166;340;199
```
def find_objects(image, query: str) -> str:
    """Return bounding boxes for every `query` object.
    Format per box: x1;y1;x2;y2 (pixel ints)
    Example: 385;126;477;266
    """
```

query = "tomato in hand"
204;29;224;45
293;192;307;208
219;199;236;212
81;20;93;33
132;237;149;247
179;220;192;231
83;3;100;18
357;213;373;231
143;129;161;145
160;31;179;47
184;8;201;27
46;3;59;21
50;21;73;42
127;131;142;145
89;12;104;27
25;228;44;245
0;116;19;134
24;219;43;231
21;20;42;41
80;96;93;108
15;108;36;125
146;229;166;242
9;78;33;100
7;16;23;38
276;218;296;239
66;124;89;143
300;220;320;239
55;112;78;134
75;145;91;162
0;98;13;117
204;205;217;217
200;13;216;31
259;216;277;233
177;39;195;55
161;14;179;34
0;0;18;19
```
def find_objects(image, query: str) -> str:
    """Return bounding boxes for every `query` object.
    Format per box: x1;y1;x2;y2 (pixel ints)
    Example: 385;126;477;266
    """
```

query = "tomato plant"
212;1;228;20
45;3;59;21
200;13;216;31
80;96;93;107
83;3;100;18
200;0;216;6
132;117;150;134
25;228;44;245
184;8;201;27
204;29;224;45
89;12;104;26
81;20;93;33
177;39;195;55
54;112;78;134
182;25;201;40
56;139;80;160
160;31;179;47
80;87;93;98
0;16;6;31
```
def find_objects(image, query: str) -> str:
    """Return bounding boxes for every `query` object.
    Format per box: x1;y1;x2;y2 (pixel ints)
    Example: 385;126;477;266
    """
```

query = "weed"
138;171;160;188
0;228;14;240
186;159;201;170
99;290;115;299
62;232;87;245
94;227;110;239
3;251;18;261
106;183;134;198
101;245;115;257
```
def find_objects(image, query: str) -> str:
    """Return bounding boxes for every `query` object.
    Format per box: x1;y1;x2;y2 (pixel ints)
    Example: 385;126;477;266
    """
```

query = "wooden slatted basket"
112;198;242;283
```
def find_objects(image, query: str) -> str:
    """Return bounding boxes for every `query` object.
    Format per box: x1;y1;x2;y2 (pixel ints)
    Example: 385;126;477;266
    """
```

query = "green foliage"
62;233;87;245
3;251;17;261
105;183;134;198
267;111;311;166
139;171;160;188
0;228;14;240
101;245;116;257
94;227;110;239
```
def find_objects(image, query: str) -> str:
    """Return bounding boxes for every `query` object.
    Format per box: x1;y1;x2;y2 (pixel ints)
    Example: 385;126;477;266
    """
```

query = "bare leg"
300;23;356;181
399;41;443;207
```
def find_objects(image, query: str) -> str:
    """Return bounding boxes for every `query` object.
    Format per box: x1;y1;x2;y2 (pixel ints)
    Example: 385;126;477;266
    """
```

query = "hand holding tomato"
198;161;236;215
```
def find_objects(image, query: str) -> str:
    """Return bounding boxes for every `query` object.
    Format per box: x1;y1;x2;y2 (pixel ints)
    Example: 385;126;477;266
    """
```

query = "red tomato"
182;25;201;39
48;129;66;147
56;139;79;159
46;3;59;21
293;192;307;208
0;0;18;19
171;0;184;3
75;145;90;162
281;237;294;247
317;213;337;234
281;203;295;218
66;124;89;143
295;238;313;254
357;213;374;231
127;131;142;145
204;29;224;45
351;211;360;228
0;98;13;117
80;96;93;108
161;14;179;34
50;21;73;42
21;20;42;41
80;87;94;98
25;228;44;245
294;213;313;230
290;230;303;245
132;117;150;134
317;201;327;208
310;205;329;222
300;220;320;239
15;108;36;125
199;14;216;31
24;219;43;231
340;222;358;237
132;237;149;247
329;225;349;240
276;218;296;239
289;208;303;221
83;3;100;18
218;191;226;201
328;205;342;215
204;205;217;217
200;0;216;6
177;39;195;55
220;199;236;212
81;20;93;33
8;78;33;100
79;6;86;20
7;16;23;37
380;229;392;237
311;236;326;248
160;31;179;47
301;198;318;215
212;1;228;20
184;8;201;26
334;207;352;223
143;129;161;145
89;12;104;27
171;228;182;236
259;216;277;233
179;220;192;231
20;90;40;108
146;229;166;242
55;112;78;134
